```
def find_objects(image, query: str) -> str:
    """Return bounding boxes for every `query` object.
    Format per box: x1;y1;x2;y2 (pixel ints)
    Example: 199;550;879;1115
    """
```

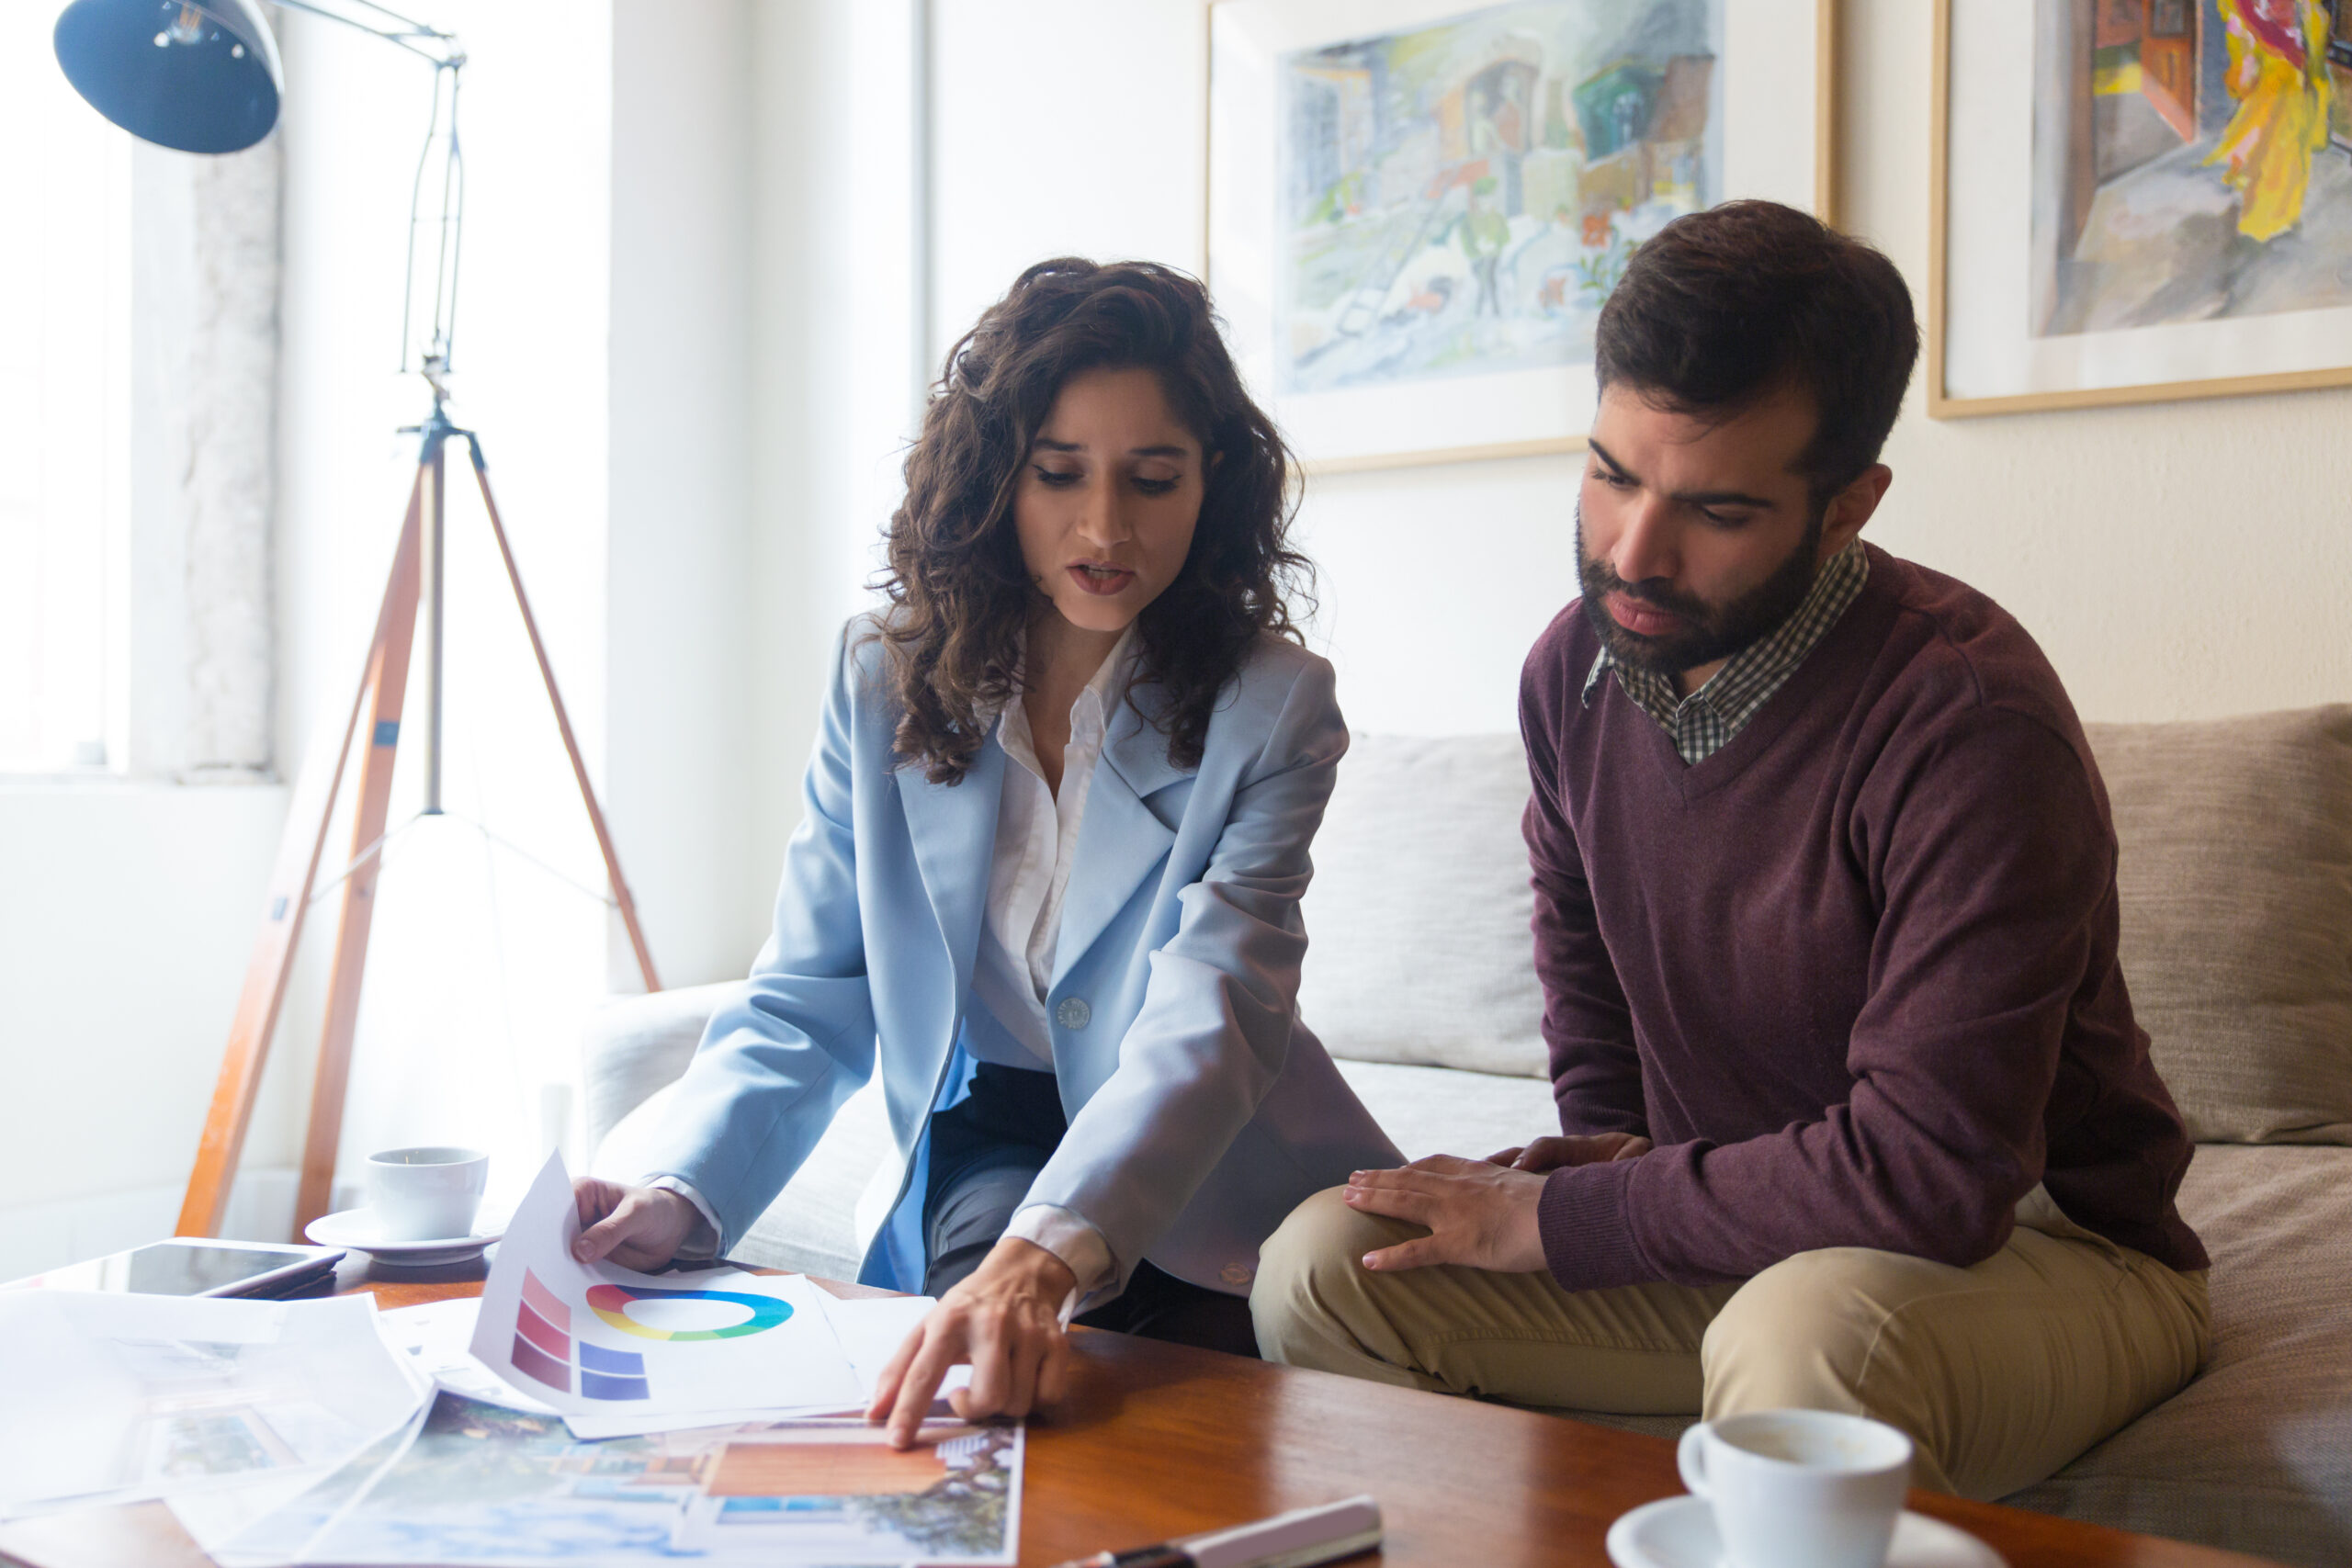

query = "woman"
571;258;1399;1445
2203;0;2335;243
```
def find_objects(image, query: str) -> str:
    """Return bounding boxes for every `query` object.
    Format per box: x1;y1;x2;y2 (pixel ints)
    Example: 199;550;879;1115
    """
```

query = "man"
1249;200;2210;1500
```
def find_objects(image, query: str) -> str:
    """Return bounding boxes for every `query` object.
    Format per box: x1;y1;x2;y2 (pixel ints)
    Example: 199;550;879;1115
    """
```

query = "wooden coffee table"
0;1270;2278;1568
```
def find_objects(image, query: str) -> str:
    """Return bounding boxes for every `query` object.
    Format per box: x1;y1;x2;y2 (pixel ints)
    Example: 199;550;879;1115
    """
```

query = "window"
0;34;130;772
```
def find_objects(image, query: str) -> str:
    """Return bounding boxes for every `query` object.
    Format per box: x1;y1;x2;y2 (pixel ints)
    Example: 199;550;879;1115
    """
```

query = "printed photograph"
286;1392;1021;1566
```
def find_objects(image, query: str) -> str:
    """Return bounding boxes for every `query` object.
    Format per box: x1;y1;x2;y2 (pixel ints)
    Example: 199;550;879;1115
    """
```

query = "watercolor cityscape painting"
1273;0;1724;395
2030;0;2352;337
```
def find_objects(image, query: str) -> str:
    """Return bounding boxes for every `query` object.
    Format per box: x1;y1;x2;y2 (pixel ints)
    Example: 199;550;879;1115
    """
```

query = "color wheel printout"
469;1153;861;1418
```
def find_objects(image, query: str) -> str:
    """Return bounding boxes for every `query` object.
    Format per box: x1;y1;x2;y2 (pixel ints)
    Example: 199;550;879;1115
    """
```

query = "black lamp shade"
54;0;284;154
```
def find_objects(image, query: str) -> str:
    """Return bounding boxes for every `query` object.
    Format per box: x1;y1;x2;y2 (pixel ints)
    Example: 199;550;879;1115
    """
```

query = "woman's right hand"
571;1178;700;1270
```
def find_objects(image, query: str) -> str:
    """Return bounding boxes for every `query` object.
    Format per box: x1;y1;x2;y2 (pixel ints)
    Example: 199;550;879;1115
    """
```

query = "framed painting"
1931;0;2352;417
1206;0;1836;473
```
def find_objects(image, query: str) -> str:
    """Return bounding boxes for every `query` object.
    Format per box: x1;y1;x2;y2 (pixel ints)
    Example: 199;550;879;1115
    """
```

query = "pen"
1050;1495;1382;1568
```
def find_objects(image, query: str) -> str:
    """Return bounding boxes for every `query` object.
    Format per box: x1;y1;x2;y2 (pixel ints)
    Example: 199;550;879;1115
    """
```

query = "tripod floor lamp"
54;0;663;1239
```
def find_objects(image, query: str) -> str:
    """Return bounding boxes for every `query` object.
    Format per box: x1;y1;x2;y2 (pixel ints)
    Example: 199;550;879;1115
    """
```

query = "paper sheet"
0;1291;419;1525
469;1152;863;1419
202;1416;424;1568
560;1291;972;1439
281;1388;1019;1566
375;1297;557;1415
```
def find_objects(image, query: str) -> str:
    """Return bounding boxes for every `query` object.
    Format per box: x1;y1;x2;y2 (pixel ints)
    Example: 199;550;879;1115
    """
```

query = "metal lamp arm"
267;0;463;68
266;0;467;388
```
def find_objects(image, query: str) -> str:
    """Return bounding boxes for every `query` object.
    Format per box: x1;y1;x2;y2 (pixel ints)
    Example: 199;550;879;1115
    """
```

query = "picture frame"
1929;0;2352;418
1205;0;1837;474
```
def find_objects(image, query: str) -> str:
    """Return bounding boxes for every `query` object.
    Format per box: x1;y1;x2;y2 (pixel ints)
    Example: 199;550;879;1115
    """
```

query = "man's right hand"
1486;1133;1652;1173
571;1179;700;1270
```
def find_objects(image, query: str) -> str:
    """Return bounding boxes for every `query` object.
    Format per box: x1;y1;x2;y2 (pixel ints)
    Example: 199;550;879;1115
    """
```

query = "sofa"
582;706;2352;1568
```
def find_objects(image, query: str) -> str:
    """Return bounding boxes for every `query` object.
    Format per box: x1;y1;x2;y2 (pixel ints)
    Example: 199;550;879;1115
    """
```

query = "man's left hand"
1342;1155;1551;1273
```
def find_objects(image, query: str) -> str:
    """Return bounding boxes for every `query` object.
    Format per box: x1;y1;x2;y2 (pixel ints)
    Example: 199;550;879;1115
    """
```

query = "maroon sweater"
1522;546;2207;1291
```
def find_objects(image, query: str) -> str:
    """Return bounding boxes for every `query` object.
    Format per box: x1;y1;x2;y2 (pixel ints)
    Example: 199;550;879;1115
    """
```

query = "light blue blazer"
640;617;1401;1295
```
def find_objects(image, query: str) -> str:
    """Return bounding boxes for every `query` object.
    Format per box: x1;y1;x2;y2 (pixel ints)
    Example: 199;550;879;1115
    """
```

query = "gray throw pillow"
1299;732;1547;1079
2085;705;2352;1145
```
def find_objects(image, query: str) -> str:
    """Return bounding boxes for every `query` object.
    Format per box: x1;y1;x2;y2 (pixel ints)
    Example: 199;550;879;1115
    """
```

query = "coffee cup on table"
1676;1408;1912;1568
366;1146;489;1242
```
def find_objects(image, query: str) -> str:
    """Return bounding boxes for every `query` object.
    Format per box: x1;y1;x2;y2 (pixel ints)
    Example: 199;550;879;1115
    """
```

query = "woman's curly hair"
873;257;1312;785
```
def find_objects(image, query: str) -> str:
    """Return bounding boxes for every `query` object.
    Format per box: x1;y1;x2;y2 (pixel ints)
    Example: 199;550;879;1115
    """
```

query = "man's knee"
1250;1187;1419;1371
1703;1247;1984;1492
1702;1247;1946;1416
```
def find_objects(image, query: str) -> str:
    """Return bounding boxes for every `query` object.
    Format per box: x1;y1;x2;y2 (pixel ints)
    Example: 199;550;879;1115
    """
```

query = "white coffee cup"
1677;1408;1912;1568
366;1146;489;1243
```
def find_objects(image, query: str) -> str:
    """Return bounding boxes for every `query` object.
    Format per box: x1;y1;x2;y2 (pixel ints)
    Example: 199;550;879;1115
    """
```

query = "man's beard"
1576;503;1826;677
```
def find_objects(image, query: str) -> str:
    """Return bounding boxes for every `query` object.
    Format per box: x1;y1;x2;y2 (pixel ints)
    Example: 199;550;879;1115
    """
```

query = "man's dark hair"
1594;200;1918;505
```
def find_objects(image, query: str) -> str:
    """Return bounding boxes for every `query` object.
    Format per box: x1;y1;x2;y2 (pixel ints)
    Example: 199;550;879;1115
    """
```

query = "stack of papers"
0;1290;422;1528
248;1150;1005;1563
0;1149;1011;1564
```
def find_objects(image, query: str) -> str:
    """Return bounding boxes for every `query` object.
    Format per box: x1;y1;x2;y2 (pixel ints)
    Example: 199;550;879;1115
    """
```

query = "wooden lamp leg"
464;438;662;995
175;473;426;1238
290;446;435;1233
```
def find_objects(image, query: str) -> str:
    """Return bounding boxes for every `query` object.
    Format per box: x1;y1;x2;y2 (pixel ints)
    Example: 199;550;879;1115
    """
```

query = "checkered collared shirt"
1581;539;1870;765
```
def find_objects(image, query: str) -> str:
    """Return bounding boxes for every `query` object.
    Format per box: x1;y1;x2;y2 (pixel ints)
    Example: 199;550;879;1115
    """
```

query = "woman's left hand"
865;1237;1077;1449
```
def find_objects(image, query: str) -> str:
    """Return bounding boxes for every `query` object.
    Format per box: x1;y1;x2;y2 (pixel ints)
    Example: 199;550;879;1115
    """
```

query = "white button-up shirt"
968;626;1134;1069
654;627;1135;1311
953;626;1136;1307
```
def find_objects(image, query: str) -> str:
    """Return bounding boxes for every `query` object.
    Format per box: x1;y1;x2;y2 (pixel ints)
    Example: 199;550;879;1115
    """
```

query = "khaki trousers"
1250;1187;2209;1500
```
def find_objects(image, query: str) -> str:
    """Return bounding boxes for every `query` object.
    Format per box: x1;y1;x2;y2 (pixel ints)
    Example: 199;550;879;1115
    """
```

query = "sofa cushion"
579;982;740;1153
1332;1057;1559;1161
2084;706;2352;1145
1299;733;1547;1078
2003;1144;2352;1567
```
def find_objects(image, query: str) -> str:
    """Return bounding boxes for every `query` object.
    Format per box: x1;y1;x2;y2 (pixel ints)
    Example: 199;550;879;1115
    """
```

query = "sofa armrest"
579;981;739;1155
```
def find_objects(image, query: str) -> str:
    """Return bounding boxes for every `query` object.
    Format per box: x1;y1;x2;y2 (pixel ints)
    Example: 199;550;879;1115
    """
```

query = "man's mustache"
1581;558;1713;626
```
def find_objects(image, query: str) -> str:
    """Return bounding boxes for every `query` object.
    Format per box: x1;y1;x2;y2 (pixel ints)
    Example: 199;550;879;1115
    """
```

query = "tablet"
6;1237;347;1299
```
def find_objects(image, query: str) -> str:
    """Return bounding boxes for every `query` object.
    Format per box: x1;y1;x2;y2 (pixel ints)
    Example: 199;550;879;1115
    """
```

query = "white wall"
928;1;1207;371
924;0;2352;732
607;0;759;992
0;783;284;1224
743;0;928;897
0;70;292;1273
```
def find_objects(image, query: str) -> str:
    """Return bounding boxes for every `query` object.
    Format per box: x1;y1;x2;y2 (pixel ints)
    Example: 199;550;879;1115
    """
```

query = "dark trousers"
920;1061;1260;1359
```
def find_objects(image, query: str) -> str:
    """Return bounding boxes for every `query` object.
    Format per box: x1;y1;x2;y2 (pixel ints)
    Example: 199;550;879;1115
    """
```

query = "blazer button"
1055;997;1091;1031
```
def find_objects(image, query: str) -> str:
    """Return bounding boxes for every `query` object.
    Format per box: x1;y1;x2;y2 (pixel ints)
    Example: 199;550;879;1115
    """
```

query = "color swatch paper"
469;1152;861;1418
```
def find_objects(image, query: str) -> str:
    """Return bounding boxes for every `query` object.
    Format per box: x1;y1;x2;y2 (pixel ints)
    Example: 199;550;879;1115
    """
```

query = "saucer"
1606;1495;2006;1568
304;1206;504;1266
